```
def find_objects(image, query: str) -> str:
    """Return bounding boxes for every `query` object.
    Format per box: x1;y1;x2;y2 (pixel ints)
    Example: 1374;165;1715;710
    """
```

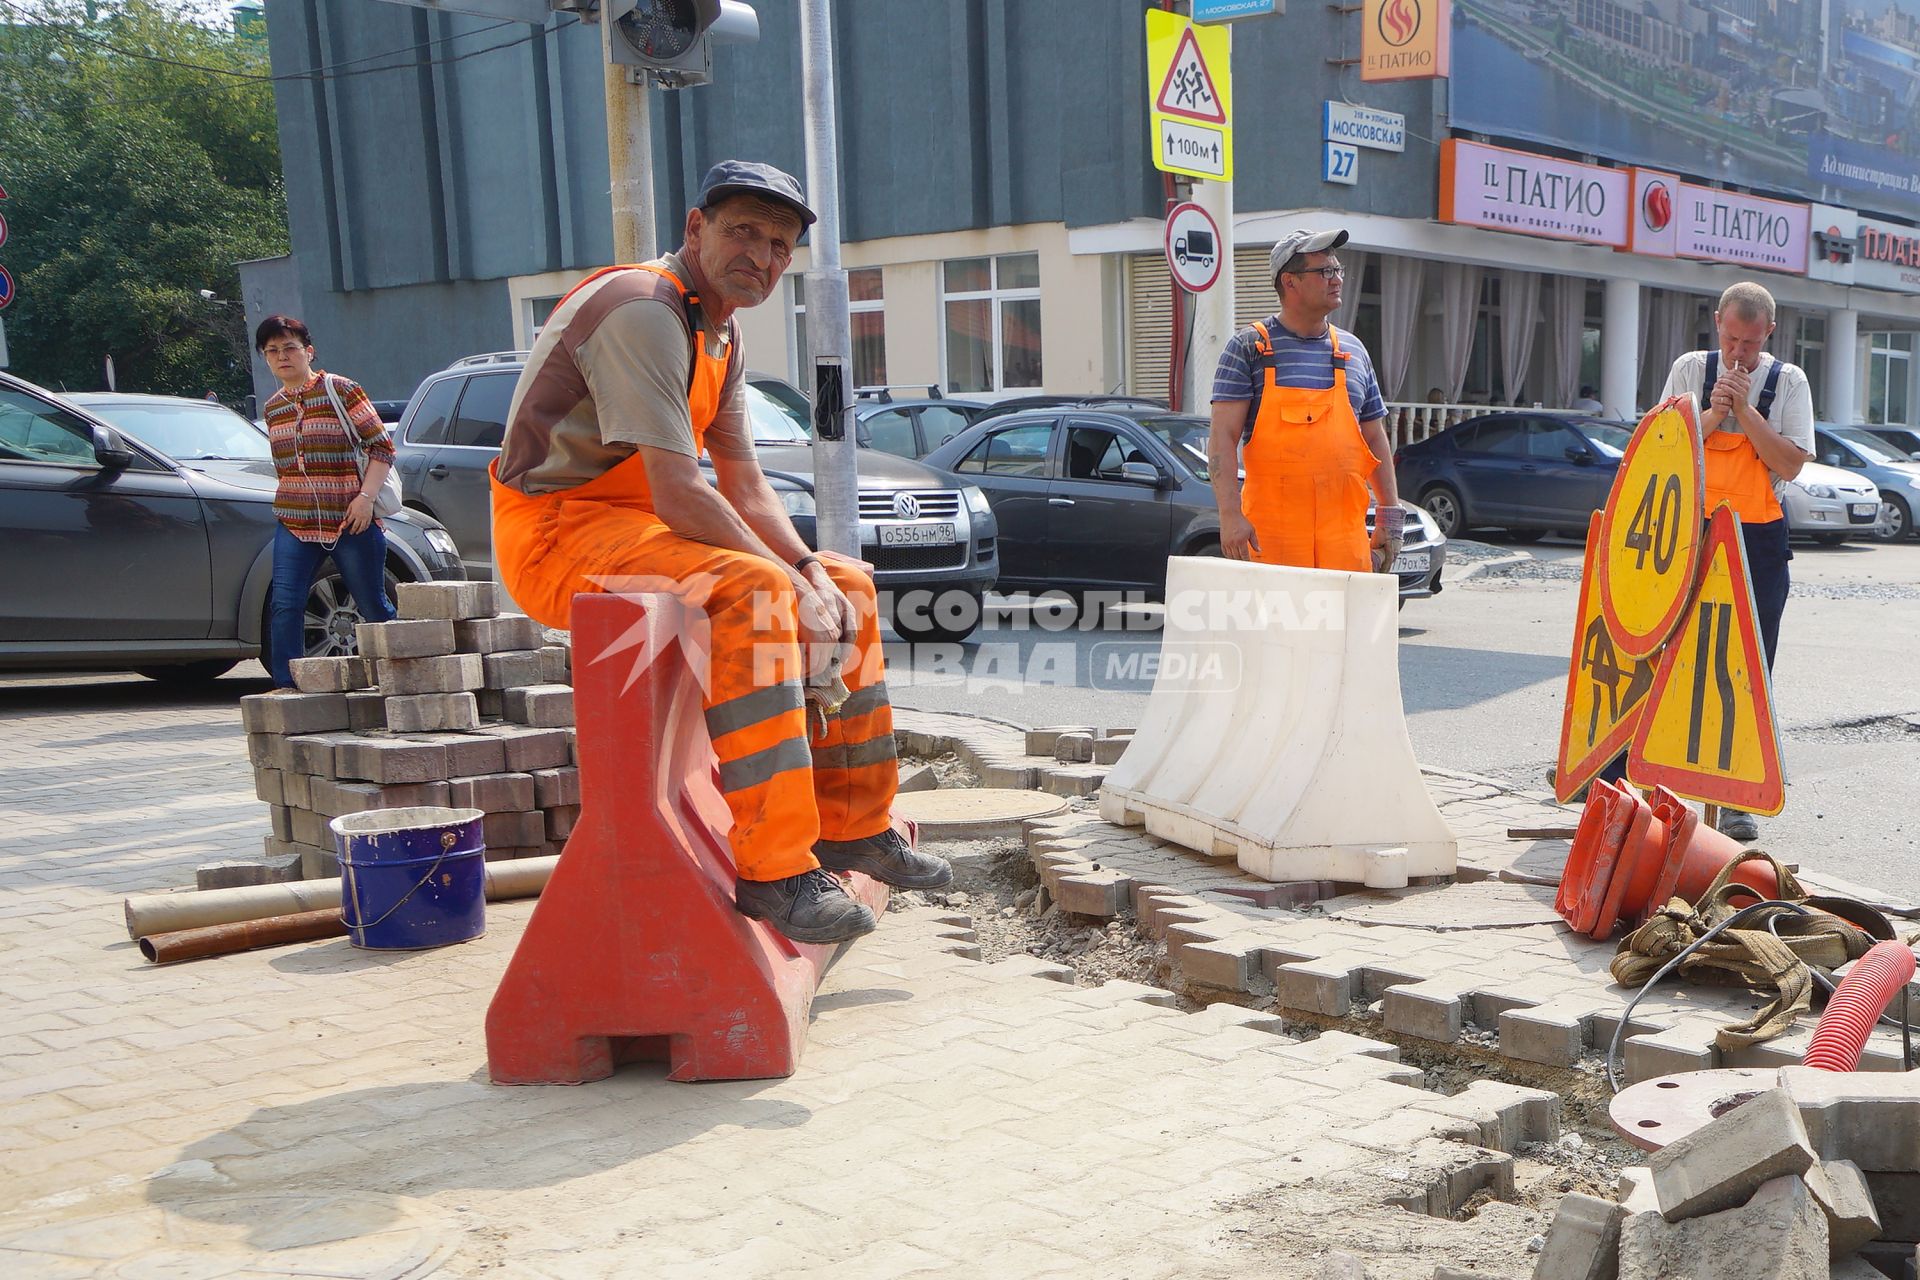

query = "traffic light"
597;0;759;87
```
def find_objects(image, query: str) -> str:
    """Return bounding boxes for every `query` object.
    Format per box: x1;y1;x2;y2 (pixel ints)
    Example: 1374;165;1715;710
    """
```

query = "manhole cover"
0;1190;455;1279
893;788;1070;839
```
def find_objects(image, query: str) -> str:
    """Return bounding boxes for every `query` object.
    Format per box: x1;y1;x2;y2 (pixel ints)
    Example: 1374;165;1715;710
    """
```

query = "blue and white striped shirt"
1210;318;1386;433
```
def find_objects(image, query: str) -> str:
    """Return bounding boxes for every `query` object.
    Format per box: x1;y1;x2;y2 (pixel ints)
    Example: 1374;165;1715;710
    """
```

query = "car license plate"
1850;503;1878;518
877;522;956;547
1390;550;1431;574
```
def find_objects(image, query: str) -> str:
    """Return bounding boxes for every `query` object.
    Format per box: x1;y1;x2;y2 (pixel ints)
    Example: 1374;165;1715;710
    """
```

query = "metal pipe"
799;0;858;559
139;908;347;965
124;856;558;941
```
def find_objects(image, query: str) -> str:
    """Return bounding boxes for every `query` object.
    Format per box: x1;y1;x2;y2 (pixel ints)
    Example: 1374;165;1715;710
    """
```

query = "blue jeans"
269;522;394;686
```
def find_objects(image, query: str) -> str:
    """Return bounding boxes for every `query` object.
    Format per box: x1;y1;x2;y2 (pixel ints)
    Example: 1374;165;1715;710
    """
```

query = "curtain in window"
1497;269;1541;407
1769;307;1798;362
1331;249;1368;334
1544;275;1584;410
1376;254;1424;402
1438;262;1483;402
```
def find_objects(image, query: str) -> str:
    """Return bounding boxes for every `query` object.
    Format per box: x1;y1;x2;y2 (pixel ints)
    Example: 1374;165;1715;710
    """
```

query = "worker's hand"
1716;361;1752;413
800;560;858;647
1371;505;1406;574
1220;511;1260;561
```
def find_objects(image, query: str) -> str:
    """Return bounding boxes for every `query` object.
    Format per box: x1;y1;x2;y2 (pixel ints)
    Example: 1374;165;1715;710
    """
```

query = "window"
789;268;887;389
943;253;1042;393
1455;419;1528;456
527;294;564;343
862;408;918;458
1528;421;1582;460
0;388;98;464
447;374;515;450
1063;426;1129;480
917;404;975;452
405;377;463;446
956;422;1052;475
1866;331;1912;426
1797;315;1826;399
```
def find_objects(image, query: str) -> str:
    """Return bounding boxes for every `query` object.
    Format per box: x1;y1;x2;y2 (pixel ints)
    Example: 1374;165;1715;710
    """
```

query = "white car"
1782;460;1882;545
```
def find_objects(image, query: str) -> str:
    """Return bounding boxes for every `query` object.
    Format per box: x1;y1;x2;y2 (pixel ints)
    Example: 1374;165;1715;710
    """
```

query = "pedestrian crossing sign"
1147;9;1234;181
1627;506;1785;815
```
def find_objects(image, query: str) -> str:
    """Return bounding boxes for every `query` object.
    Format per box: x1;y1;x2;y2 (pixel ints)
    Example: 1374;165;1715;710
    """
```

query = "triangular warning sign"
1627;506;1785;815
1556;511;1656;803
1156;26;1227;124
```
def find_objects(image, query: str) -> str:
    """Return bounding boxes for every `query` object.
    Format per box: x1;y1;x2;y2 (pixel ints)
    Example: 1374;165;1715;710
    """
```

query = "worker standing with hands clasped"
489;160;951;946
1657;280;1813;843
1206;228;1404;573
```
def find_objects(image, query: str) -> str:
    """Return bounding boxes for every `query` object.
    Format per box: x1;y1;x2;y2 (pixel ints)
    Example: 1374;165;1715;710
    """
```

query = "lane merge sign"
1597;395;1704;659
1147;10;1234;182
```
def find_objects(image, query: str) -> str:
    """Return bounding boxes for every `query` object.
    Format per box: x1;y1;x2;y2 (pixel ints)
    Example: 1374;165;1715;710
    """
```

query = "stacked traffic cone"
1556;781;1778;940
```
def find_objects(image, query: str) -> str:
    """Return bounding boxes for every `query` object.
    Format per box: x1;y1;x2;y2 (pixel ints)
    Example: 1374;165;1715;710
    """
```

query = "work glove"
1371;505;1406;574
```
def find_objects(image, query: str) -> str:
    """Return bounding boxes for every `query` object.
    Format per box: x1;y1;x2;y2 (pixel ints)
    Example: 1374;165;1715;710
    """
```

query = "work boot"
1717;809;1760;842
734;868;878;944
814;827;954;890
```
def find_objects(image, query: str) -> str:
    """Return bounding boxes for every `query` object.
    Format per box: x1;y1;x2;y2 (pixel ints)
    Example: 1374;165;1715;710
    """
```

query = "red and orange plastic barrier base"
485;592;893;1085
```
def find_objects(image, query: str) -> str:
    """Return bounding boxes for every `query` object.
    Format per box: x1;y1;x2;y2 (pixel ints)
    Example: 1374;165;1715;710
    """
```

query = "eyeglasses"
1287;265;1345;282
262;343;308;358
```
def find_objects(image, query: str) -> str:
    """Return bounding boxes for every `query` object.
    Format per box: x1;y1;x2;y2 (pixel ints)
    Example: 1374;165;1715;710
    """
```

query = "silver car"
1782;458;1883;545
1815;424;1920;541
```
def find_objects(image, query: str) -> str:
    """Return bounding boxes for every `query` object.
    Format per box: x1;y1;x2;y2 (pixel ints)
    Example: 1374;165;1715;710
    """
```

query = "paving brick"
345;689;386;731
1778;1065;1920;1172
288;655;372;693
1531;1191;1625;1280
1023;727;1090;755
237;691;350;735
538;644;570;684
447;772;536;813
1619;1174;1827;1280
1500;1001;1590;1067
333;736;450;785
453;613;543;653
282;769;313;809
503;683;574;728
279;733;341;778
470;724;570;771
531;766;580;808
979;763;1037;789
1092;737;1131;766
244;732;277;768
1382;978;1468;1043
1053;732;1094;763
299;843;338;880
268;804;294;841
354;618;455;659
544;804;580;841
1273;958;1356;1016
194;854;301;891
394;579;497;620
289;806;333;848
1651;1088;1817;1222
252;768;286;806
897;763;937;794
1805;1160;1881;1258
309;777;451;818
384;691;479;732
1040;767;1104;798
395;731;506;778
376;653;483;695
481;649;546;689
483;810;546;849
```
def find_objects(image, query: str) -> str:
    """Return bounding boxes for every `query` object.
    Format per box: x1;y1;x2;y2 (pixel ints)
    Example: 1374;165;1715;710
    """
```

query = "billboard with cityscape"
1449;0;1920;222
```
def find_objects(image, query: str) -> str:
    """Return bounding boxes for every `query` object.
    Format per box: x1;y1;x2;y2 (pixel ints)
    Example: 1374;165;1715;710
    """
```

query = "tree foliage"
0;1;288;399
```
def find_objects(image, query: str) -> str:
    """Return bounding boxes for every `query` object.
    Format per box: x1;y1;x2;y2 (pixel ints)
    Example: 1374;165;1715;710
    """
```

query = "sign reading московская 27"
1450;0;1920;223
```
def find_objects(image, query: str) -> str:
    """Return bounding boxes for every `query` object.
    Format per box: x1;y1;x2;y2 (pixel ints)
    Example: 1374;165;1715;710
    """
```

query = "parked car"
368;399;409;425
919;405;1446;604
855;396;995;458
0;377;465;684
1781;459;1883;545
1395;412;1633;540
1813;424;1920;541
1861;425;1920;460
395;353;1000;640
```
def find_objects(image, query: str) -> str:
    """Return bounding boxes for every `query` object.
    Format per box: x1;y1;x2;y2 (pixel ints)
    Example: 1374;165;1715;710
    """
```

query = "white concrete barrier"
1097;557;1456;887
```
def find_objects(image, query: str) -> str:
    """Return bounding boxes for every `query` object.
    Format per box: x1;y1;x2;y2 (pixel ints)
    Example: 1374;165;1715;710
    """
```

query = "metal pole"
603;52;655;263
799;0;858;558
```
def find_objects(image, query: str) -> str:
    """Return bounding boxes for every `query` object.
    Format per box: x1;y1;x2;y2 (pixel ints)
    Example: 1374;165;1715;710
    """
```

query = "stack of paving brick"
1528;1068;1920;1280
226;582;582;887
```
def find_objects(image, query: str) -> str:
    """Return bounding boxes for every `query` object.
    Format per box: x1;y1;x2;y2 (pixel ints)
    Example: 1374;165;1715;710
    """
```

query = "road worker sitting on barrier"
1206;228;1403;573
489;160;951;945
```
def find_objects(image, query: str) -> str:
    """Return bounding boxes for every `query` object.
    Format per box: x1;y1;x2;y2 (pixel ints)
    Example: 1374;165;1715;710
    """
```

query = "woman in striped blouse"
256;315;398;688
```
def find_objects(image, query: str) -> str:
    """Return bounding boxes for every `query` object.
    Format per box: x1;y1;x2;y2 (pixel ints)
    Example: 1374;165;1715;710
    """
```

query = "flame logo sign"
1379;0;1421;47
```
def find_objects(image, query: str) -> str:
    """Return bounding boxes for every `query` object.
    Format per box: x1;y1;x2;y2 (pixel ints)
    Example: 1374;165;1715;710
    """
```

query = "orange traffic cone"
1645;787;1778;909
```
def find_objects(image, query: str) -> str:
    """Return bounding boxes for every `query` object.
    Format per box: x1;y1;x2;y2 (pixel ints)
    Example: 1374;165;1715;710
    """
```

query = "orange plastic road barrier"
485;591;896;1085
1556;782;1775;940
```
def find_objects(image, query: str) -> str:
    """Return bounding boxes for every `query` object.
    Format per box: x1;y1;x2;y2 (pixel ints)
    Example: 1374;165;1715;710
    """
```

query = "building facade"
253;0;1920;437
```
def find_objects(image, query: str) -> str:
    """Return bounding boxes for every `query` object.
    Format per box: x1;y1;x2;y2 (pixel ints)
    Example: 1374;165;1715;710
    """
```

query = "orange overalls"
1701;354;1786;523
1238;321;1380;571
489;264;896;882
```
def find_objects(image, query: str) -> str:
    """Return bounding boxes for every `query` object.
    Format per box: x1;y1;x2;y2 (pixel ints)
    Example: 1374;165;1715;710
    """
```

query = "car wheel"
888;589;981;644
1884;494;1912;541
263;563;408;670
1419;485;1465;539
136;660;238;685
1812;532;1849;546
1502;529;1545;544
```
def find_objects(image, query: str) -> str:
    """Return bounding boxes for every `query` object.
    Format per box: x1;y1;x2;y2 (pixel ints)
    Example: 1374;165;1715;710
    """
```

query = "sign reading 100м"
1146;9;1234;182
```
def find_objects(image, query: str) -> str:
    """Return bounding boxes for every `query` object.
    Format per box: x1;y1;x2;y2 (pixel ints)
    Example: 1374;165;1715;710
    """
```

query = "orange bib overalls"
1700;351;1785;523
489;264;896;880
1238;321;1377;572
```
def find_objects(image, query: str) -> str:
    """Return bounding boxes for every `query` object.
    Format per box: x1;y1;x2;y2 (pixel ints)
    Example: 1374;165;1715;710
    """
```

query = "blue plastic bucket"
330;806;487;950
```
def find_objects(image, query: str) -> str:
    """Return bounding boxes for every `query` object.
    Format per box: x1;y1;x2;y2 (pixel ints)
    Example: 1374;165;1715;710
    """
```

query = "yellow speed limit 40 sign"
1597;395;1704;658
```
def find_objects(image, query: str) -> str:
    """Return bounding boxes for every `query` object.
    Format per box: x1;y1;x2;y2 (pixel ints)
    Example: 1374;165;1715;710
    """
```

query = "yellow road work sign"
1598;395;1703;659
1628;505;1785;815
1147;9;1234;181
1555;511;1656;803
